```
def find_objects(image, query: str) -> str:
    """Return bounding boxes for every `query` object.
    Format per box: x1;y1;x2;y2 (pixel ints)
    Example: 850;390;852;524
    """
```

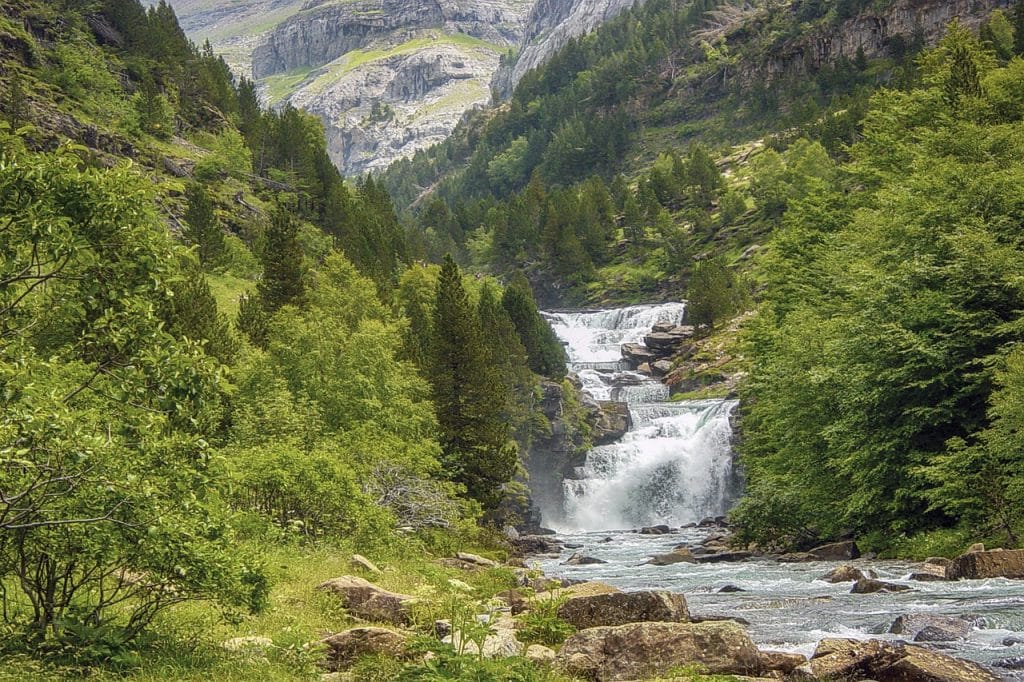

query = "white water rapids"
535;304;1024;679
542;303;738;532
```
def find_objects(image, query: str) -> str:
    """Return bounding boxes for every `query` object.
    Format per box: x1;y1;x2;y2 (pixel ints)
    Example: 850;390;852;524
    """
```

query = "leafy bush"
518;595;575;646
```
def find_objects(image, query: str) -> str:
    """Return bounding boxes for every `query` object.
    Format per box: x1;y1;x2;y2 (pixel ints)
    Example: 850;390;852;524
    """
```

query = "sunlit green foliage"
734;31;1024;548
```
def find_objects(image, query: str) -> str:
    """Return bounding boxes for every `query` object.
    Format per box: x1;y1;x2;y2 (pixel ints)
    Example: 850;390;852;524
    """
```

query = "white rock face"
289;40;501;174
162;0;641;175
493;0;643;96
246;0;531;175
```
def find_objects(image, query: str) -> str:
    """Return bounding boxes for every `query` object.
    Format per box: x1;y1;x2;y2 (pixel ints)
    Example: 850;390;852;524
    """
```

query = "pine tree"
685;142;724;207
183;182;224;265
168;258;238;363
430;256;517;510
477;282;534;437
943;41;982;107
236;292;269;347
4;71;29;127
502;273;566;380
258;205;305;312
1014;0;1024;56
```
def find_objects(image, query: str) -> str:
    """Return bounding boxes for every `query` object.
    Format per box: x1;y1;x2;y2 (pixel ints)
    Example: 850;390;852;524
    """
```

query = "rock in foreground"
556;590;689;630
320;627;408;671
317;576;416;625
556;621;761;680
794;638;1000;682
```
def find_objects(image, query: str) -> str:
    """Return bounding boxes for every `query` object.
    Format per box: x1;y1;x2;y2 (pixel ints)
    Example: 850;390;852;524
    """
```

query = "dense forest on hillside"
733;24;1024;553
381;0;912;303
0;1;570;678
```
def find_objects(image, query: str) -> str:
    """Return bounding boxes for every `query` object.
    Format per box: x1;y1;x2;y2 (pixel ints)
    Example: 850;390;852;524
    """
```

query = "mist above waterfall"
542;304;739;532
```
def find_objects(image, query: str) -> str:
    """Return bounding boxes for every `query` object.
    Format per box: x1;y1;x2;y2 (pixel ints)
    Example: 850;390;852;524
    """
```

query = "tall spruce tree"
167;258;238;364
431;256;517;510
258;205;305;312
1015;0;1024;55
183;182;224;265
501;273;566;379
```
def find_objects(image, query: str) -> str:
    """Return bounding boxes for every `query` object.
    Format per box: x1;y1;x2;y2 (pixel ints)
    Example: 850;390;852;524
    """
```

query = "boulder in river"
555;590;689;629
645;548;695;565
639;524;671;535
562;552;607;566
556;621;761;680
850;578;912;594
592;401;631;445
819;565;875;583
795;638;1000;682
512;535;562;555
808;540;860;561
947;548;1024;580
621;342;658;366
317;576;417;625
695;550;752;564
890;614;975;641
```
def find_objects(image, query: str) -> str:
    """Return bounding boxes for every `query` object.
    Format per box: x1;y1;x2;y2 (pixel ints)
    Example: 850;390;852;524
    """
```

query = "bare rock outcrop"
555;590;689;629
556;620;762;680
317;576;417;625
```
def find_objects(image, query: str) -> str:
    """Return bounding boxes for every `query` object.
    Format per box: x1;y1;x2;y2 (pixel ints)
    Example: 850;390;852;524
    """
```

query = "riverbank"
6;531;1013;681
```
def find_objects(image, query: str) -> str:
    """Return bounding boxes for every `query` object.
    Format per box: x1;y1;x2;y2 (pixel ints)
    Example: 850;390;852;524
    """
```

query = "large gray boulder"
556;621;762;680
555;590;689;630
889;613;975;641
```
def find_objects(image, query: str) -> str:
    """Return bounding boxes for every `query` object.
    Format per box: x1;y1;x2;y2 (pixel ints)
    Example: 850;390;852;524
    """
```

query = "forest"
2;0;1024;678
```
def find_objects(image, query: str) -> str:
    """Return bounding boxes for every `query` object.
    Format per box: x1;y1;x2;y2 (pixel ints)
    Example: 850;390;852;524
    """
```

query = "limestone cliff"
248;0;531;175
746;0;1008;82
492;0;642;98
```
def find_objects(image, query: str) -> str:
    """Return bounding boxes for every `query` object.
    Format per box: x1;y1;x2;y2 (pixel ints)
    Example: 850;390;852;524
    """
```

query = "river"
538;303;1024;679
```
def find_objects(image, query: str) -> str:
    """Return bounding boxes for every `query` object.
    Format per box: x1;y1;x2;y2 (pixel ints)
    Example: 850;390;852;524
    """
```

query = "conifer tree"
431;256;517;510
183;182;224;265
502;273;566;380
1014;0;1024;56
237;292;269;348
477;282;534;437
258;205;305;312
168;258;238;364
684;142;724;207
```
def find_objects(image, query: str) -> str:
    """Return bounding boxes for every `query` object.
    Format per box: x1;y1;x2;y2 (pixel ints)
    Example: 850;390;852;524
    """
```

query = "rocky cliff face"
492;0;641;97
749;0;1008;82
526;379;629;529
248;0;530;175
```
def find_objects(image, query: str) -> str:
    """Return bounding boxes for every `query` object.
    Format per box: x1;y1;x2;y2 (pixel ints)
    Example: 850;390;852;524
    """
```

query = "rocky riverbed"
299;533;1024;680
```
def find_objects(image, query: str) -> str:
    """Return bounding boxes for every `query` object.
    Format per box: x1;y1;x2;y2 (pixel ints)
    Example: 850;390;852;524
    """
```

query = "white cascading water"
543;304;739;531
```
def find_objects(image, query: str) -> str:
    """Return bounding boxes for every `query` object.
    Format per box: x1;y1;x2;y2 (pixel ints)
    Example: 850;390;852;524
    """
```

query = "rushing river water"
537;303;1024;679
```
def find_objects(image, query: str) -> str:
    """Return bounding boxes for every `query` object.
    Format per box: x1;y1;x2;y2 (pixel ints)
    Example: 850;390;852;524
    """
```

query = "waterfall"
543;304;739;532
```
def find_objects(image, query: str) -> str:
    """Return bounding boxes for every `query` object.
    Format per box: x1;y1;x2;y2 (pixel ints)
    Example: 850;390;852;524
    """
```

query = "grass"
0;539;544;681
303;33;501;96
261;66;313;105
206;271;255;319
